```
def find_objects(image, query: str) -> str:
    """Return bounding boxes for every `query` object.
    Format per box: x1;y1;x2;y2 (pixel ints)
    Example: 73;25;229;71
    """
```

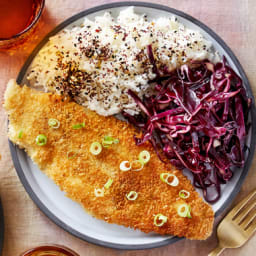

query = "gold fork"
208;188;256;256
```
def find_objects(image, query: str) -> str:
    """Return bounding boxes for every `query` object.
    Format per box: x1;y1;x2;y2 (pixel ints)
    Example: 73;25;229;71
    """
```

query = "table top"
0;0;256;255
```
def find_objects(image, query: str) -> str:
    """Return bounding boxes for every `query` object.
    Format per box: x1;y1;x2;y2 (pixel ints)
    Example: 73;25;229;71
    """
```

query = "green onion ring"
90;142;102;155
131;160;144;171
94;188;104;197
138;150;150;164
179;190;190;199
120;161;131;171
126;191;138;201
36;134;47;146
154;213;168;227
48;118;60;129
177;203;192;218
160;173;179;186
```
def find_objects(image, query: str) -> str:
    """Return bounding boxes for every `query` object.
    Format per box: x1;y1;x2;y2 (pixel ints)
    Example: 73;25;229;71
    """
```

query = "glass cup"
0;0;45;49
19;244;80;256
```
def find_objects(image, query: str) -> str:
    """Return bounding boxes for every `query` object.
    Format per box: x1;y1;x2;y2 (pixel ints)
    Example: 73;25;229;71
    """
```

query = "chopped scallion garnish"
160;173;179;187
72;123;85;129
154;213;168;227
67;151;77;159
36;134;47;146
131;160;144;171
18;129;23;139
104;178;113;189
177;203;192;218
90;142;102;155
179;190;190;199
126;191;138;201
138;150;150;164
120;161;131;171
48;118;60;129
94;188;104;197
102;135;119;148
187;205;192;218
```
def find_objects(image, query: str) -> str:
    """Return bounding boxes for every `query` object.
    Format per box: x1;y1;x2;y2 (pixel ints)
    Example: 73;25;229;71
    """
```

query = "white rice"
27;7;217;116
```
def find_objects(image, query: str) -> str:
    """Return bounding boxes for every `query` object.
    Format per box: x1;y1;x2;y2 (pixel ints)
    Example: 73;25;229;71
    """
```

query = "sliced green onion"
94;188;104;197
139;150;150;164
179;190;190;199
102;135;119;148
102;141;112;147
120;161;131;171
36;134;47;146
104;178;113;189
154;214;168;227
187;205;192;218
102;142;112;148
72;123;85;129
67;151;77;159
126;191;138;201
18;129;23;139
48;118;60;129
160;173;179;187
90;142;102;155
177;203;192;218
103;135;117;142
131;160;144;171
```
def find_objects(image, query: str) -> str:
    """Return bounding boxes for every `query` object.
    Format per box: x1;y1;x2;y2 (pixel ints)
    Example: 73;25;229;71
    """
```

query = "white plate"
9;2;256;250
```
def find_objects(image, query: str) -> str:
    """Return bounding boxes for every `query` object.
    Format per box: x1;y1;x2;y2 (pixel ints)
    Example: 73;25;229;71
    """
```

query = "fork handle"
208;244;225;256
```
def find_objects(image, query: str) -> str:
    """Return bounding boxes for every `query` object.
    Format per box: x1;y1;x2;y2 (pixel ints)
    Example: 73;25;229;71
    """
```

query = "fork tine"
227;189;256;219
246;218;256;236
240;208;256;229
234;200;256;224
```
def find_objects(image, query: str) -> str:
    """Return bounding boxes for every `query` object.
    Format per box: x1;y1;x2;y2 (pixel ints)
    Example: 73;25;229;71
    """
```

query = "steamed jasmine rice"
27;7;217;116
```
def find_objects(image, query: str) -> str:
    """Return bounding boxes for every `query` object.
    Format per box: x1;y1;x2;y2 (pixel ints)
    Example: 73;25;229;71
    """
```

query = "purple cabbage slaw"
123;45;251;203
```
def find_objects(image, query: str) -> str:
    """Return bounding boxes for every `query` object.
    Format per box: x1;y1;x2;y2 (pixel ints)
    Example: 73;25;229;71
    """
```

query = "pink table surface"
0;0;256;255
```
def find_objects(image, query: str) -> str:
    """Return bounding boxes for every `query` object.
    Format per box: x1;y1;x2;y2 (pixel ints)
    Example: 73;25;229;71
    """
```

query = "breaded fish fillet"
4;80;214;240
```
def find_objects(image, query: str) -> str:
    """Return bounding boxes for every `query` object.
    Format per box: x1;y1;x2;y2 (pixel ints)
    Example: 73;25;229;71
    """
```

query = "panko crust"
4;80;214;240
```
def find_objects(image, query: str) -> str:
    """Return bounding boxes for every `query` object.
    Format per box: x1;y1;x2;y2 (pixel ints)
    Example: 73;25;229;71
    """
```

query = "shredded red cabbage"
123;47;251;203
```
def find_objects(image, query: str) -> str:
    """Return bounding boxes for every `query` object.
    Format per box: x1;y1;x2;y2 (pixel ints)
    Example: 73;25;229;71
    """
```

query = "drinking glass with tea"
0;0;45;49
20;245;80;256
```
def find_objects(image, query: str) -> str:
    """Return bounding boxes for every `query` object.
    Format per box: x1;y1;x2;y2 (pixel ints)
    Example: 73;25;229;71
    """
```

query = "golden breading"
4;80;214;240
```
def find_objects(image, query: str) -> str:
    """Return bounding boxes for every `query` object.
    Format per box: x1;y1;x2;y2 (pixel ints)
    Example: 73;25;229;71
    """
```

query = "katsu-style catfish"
4;80;214;240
